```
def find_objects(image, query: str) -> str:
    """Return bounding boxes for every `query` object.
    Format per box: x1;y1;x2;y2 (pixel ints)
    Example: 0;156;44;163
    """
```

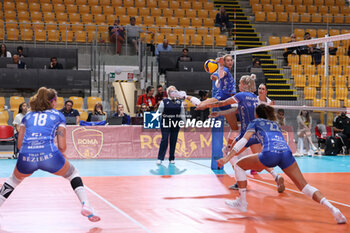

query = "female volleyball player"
196;74;284;192
217;104;346;224
0;87;100;222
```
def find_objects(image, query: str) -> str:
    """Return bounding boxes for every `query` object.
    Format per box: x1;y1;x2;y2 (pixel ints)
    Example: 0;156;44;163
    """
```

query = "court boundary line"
185;159;350;208
85;186;155;233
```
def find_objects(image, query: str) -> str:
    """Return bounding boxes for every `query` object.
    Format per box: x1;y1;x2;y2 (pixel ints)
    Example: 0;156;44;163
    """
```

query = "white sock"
0;195;6;207
269;169;278;179
320;197;336;212
239;188;247;203
75;187;89;206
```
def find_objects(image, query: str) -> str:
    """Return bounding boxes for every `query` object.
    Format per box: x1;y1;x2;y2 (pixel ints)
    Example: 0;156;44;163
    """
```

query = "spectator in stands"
258;83;272;104
109;19;125;55
16;46;26;58
283;33;298;65
348;45;350;56
0;44;11;58
155;39;172;63
113;104;130;125
87;102;106;122
176;48;192;70
49;57;63;69
12;102;28;158
155;85;168;108
296;110;317;156
317;38;337;56
125;17;144;54
215;6;232;35
252;58;262;68
276;109;286;126
136;103;148;117
333;110;350;154
136;86;156;111
298;32;322;65
60;100;80;125
12;54;26;69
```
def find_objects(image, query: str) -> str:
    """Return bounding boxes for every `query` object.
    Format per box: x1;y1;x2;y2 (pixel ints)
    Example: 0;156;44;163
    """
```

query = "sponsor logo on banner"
143;111;161;129
72;127;103;159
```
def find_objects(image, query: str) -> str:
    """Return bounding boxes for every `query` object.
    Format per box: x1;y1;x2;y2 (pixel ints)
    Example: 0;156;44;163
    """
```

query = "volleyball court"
1;34;350;233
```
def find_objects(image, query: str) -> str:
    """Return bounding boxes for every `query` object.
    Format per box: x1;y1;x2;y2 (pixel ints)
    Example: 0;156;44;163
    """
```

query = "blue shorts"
259;150;295;169
215;92;234;111
235;134;260;147
16;150;66;175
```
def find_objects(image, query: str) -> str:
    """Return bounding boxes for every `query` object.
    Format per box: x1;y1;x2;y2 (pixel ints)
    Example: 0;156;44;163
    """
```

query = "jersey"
20;109;66;154
212;67;236;96
246;118;291;153
232;92;258;134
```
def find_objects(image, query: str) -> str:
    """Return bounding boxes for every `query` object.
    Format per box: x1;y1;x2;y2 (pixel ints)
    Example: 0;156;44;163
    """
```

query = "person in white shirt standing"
12;102;28;158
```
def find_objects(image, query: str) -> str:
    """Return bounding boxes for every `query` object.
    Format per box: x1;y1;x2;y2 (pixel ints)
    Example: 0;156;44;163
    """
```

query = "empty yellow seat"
308;74;320;87
294;75;306;87
216;35;227;47
321;87;334;99
10;96;25;112
304;87;316;100
255;12;265;22
269;36;280;45
0;97;5;111
69;96;84;111
0;111;9;125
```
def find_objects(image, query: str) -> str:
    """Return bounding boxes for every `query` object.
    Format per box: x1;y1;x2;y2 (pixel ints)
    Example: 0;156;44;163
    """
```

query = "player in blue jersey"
0;87;100;222
217;104;346;224
197;74;284;192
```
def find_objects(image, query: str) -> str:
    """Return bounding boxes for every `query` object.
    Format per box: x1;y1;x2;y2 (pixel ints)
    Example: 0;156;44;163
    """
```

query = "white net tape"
230;33;350;56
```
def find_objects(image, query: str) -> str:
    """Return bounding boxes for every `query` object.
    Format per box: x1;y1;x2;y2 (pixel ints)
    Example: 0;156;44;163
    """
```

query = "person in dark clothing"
157;86;186;165
60;100;80;125
12;54;26;69
155;85;168;109
87;102;106;122
112;104;130;125
215;6;232;35
49;57;63;69
176;48;192;70
282;33;299;65
333;111;350;154
298;32;322;65
109;19;125;55
17;46;26;58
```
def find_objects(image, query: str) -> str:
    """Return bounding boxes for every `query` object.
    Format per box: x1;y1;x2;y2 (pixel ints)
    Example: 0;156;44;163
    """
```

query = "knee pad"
234;162;247;182
302;184;318;198
64;164;80;181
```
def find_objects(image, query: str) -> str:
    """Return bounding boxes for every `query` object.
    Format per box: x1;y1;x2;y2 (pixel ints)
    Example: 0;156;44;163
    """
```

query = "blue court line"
0;156;349;178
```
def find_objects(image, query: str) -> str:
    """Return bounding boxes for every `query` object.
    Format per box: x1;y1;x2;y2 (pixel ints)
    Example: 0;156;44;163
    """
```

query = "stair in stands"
213;0;298;100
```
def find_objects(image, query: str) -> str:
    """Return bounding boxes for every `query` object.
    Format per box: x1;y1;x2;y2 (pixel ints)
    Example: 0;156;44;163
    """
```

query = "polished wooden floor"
0;172;349;233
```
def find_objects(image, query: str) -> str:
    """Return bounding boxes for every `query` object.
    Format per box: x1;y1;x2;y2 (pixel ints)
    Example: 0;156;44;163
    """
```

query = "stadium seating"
10;96;25;112
87;97;102;112
0;111;9;125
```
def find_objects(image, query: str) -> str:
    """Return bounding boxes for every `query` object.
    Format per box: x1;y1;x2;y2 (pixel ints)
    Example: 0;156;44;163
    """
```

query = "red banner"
65;126;297;159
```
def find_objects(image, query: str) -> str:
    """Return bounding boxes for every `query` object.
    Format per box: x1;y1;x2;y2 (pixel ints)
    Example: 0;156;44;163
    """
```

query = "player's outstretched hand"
195;102;207;110
217;158;227;168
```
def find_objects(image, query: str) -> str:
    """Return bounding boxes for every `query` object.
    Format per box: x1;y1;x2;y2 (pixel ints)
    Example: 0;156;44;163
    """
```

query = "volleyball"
204;59;218;73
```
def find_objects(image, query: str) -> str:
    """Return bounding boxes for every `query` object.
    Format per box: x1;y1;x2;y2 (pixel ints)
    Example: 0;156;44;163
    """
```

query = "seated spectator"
215;6;232;35
333;110;350;154
12;54;26;69
136;86;156;111
282;33;298;65
176;48;192;69
125;17;144;54
298;32;322;65
60;99;80;125
252;58;262;68
17;46;26;58
155;39;172;61
276;109;286;126
136;103;148;117
112;104;130;125
0;44;11;57
49;57;63;69
12;102;28;157
87;102;106;122
155;85;168;108
317;39;337;56
109;19;125;55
